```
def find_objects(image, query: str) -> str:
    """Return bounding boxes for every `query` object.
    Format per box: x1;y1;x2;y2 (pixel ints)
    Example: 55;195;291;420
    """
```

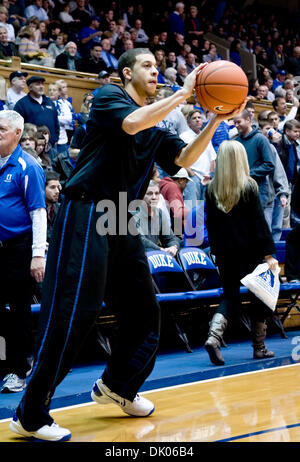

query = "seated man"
134;180;180;256
160;168;191;237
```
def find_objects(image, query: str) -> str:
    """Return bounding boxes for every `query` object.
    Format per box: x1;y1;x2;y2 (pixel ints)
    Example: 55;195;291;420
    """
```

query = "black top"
64;84;185;204
205;184;276;263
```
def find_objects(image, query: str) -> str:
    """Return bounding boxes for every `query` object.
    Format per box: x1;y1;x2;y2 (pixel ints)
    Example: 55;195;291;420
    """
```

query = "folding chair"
146;250;194;352
177;246;220;291
274;240;300;332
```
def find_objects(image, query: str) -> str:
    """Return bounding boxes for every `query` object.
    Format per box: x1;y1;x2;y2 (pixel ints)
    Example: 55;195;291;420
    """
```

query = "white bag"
240;263;280;311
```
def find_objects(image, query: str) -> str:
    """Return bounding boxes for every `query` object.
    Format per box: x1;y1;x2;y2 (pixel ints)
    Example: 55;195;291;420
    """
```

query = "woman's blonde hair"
207;140;257;213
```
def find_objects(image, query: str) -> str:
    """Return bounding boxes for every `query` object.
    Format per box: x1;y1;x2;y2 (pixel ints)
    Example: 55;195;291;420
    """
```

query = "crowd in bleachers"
2;0;300;394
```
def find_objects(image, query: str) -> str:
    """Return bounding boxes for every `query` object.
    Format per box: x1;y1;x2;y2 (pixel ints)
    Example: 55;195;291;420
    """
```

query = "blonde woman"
204;140;278;366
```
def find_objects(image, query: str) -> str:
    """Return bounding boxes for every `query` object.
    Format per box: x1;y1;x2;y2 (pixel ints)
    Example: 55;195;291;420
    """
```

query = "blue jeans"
264;197;284;241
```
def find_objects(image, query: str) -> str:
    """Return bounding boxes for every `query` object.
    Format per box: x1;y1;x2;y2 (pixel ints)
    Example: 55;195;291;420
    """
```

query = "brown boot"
205;313;228;365
252;321;274;359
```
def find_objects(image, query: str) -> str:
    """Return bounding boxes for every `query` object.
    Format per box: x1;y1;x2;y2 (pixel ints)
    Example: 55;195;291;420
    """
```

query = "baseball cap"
26;75;46;86
98;70;110;79
92;16;101;22
172;168;191;181
278;70;286;76
9;71;28;82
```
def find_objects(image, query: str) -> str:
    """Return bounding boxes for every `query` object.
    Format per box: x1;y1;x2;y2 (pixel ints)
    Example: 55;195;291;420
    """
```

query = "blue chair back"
178;247;221;290
146;250;190;293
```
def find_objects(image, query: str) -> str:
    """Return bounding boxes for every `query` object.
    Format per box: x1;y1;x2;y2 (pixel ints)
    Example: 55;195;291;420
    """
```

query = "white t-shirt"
180;128;217;179
5;88;27;110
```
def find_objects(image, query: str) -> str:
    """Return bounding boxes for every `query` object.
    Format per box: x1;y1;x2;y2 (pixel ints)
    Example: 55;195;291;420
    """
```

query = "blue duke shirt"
0;145;46;241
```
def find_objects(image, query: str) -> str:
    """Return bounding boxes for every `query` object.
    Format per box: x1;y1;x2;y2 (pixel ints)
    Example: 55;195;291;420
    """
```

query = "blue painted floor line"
215;422;300;442
1;330;300;420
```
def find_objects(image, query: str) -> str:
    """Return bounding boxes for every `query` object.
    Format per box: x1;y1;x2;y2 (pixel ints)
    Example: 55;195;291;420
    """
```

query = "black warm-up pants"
0;232;34;378
17;198;161;431
285;225;300;281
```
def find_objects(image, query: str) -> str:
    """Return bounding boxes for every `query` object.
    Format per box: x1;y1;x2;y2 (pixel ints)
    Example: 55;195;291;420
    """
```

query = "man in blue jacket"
14;76;59;148
234;109;275;214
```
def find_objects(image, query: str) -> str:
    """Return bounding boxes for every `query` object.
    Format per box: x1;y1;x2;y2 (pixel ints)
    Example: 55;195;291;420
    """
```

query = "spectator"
134;180;180;255
163;67;181;91
14;76;59;147
0;5;15;42
55;79;76;143
160;168;191;237
185;52;197;74
100;37;118;71
24;0;49;22
58;3;77;25
256;85;270;101
78;43;107;74
19;131;38;159
91;71;111;97
259;120;289;240
55;41;81;71
78;15;102;56
18;25;53;66
270;43;285;75
5;71;28;110
272;70;286;92
37;125;57;163
185;4;203;39
35;131;52;170
71;0;91;29
131;18;148;45
169;2;185;37
155;87;188;136
122;4;136;31
286;46;300;76
204;140;277;366
166;50;177;69
268;111;281;132
203;43;222;63
45;170;61;246
0;26;18;58
180;109;216;201
230;39;241;66
47;33;67;60
234;109;276;216
48;83;71;154
272;96;299;132
176;63;188;86
272;119;300;228
0;110;46;393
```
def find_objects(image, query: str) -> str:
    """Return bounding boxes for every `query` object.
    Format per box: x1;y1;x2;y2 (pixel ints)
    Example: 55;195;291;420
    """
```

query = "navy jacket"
14;94;60;146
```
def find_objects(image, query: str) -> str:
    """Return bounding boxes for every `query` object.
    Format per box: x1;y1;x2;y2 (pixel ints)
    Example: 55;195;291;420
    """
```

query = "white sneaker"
10;415;71;442
1;374;26;393
91;379;155;417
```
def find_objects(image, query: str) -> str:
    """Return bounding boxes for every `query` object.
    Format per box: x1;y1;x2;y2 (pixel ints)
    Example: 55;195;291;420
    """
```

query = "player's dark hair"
118;48;153;84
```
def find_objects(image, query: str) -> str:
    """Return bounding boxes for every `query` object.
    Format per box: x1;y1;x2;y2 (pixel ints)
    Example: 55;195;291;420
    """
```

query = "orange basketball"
195;61;248;114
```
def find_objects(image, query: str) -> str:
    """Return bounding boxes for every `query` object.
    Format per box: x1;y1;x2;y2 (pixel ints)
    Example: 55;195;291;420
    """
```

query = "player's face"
131;54;158;97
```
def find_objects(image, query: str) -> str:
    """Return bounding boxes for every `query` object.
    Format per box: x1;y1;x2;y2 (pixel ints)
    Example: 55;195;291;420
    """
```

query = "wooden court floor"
1;363;300;443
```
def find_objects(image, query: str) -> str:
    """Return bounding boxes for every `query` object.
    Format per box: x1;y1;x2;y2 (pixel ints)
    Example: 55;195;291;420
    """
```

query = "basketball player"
11;48;246;442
